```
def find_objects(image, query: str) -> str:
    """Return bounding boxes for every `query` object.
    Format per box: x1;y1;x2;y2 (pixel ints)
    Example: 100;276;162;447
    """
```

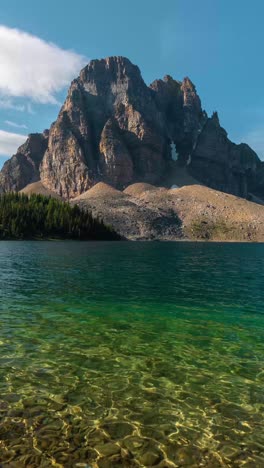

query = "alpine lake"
0;241;264;467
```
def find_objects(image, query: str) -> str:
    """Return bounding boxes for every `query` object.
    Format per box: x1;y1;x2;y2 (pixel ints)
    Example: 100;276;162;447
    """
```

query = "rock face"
0;132;48;193
188;112;261;197
252;161;264;199
40;57;166;198
150;75;206;161
0;56;263;202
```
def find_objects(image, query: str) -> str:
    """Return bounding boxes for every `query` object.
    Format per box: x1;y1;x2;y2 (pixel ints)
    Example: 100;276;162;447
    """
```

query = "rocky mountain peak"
181;77;202;112
80;56;141;80
211;111;220;125
181;76;196;89
0;56;263;202
78;56;145;105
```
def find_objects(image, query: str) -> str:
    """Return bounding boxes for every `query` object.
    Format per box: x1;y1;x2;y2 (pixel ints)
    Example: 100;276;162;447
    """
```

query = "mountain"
0;131;48;192
1;56;264;203
71;182;264;241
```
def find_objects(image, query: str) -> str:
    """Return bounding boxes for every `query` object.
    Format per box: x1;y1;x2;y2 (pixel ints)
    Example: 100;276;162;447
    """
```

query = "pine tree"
0;193;121;241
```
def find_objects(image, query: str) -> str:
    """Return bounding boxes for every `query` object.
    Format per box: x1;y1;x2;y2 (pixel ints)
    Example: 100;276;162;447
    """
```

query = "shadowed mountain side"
0;132;49;193
160;161;202;188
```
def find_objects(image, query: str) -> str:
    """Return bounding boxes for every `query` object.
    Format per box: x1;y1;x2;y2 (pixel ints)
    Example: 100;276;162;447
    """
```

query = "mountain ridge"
1;55;264;202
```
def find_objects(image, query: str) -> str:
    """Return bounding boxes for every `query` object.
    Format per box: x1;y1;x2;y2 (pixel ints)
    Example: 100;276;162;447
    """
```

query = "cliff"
0;131;48;193
1;56;263;203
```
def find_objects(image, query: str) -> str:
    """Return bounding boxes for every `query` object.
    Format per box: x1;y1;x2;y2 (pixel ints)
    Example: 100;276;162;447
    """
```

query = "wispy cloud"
26;103;35;114
0;25;87;105
0;98;36;114
0;129;27;157
243;127;264;160
5;120;27;129
0;98;25;112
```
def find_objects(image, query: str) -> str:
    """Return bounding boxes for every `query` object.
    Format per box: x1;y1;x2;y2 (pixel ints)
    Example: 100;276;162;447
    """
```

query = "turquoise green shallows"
0;241;264;467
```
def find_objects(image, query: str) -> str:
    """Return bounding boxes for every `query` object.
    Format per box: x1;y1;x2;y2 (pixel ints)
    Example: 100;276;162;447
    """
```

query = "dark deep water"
0;241;264;467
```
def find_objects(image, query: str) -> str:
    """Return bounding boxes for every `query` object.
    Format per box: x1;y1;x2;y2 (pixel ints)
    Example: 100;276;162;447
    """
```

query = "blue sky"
1;0;264;166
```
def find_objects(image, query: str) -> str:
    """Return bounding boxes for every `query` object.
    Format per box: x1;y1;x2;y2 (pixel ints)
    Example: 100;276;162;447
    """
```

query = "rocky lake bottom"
0;241;264;467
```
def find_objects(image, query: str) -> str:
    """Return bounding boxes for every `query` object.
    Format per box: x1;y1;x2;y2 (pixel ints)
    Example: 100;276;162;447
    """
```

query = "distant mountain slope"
1;56;264;202
20;180;61;199
71;182;264;241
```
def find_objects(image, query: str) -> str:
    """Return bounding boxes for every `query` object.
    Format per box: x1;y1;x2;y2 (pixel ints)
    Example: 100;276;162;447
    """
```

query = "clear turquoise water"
0;241;264;467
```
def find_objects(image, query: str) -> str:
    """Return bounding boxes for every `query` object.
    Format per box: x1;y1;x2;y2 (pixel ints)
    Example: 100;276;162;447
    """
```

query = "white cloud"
0;129;27;157
0;25;87;104
243;127;264;160
5;120;27;129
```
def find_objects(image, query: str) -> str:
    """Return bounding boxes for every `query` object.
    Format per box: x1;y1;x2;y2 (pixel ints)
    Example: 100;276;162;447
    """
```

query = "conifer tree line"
0;193;120;240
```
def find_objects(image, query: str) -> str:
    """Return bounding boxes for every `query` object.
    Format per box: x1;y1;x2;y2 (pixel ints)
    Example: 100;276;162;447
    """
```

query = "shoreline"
0;238;263;243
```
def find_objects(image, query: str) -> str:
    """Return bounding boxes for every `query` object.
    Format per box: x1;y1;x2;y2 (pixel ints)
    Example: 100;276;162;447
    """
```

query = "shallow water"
0;241;264;467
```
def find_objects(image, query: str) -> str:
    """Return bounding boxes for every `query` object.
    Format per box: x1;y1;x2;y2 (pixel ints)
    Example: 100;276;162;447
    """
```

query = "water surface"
0;242;264;467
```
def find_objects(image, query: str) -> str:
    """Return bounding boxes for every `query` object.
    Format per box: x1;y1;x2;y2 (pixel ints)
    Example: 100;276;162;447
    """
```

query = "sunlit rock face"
0;56;263;201
40;56;167;197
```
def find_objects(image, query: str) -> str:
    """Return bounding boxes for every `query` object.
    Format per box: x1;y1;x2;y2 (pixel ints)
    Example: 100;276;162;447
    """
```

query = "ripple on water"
0;241;264;466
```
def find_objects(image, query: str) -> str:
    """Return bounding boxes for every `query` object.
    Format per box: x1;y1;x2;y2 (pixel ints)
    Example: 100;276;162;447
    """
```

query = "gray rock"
1;56;263;204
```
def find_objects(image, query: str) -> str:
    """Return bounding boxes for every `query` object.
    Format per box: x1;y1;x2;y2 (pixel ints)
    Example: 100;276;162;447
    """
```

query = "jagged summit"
79;56;141;80
1;56;263;202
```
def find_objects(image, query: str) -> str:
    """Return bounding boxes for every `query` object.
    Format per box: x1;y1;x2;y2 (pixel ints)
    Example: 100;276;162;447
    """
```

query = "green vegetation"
190;218;233;240
0;193;120;240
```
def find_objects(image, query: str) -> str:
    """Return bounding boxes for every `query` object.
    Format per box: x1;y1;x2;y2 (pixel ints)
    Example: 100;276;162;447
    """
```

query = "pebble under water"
0;241;264;467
